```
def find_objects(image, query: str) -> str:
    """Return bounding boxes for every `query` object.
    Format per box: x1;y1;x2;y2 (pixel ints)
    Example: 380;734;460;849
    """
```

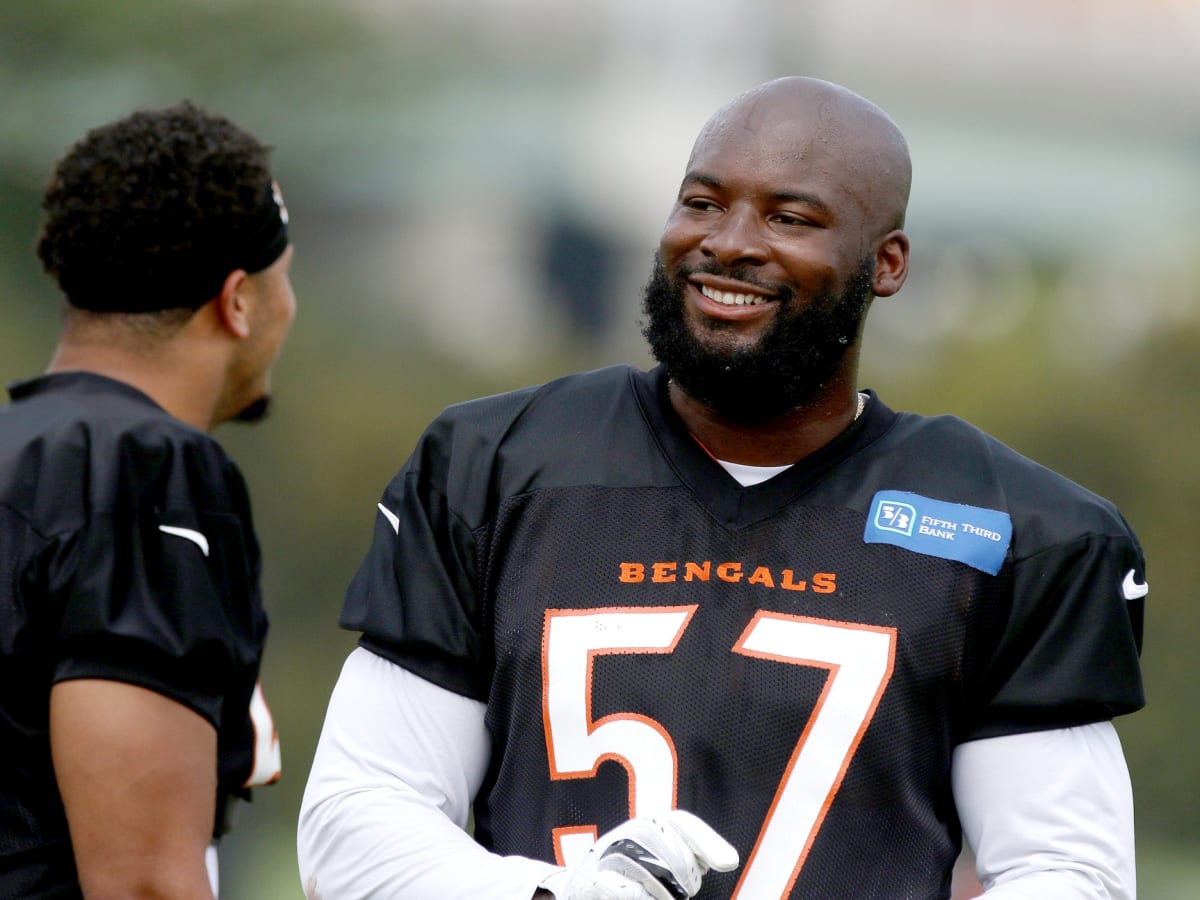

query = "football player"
1;102;293;896
299;77;1143;899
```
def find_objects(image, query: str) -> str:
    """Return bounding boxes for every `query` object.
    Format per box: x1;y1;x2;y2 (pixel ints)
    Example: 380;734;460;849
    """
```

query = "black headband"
238;180;290;275
67;179;290;314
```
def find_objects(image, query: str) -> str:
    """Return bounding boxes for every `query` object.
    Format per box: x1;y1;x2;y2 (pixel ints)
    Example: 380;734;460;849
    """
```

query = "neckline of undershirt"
689;392;870;487
716;459;794;487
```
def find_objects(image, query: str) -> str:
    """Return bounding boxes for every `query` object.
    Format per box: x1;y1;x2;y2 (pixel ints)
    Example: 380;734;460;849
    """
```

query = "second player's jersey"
343;364;1145;899
0;373;280;896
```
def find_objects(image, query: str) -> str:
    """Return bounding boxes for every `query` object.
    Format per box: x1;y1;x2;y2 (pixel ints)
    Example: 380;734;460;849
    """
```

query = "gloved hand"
540;809;739;900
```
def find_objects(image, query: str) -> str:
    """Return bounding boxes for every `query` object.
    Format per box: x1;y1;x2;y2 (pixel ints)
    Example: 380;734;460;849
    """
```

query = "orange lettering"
748;566;775;587
812;572;837;594
652;562;677;583
780;569;807;592
622;561;836;593
717;562;743;583
619;563;645;583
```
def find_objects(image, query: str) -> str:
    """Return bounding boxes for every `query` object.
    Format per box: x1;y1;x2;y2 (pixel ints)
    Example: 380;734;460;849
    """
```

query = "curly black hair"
37;100;280;313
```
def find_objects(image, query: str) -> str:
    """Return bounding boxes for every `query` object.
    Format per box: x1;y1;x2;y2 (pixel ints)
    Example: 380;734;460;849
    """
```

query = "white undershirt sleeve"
953;722;1135;899
301;652;1135;899
297;647;560;899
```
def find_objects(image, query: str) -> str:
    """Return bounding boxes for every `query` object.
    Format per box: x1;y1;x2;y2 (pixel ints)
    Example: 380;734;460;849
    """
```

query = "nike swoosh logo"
1121;569;1148;601
377;503;400;535
158;525;210;557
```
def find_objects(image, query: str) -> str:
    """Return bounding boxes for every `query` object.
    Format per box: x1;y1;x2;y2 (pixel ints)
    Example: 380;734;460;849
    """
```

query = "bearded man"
299;77;1144;900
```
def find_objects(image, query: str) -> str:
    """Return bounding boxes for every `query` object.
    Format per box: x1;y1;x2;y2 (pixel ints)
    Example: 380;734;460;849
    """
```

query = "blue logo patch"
864;491;1012;575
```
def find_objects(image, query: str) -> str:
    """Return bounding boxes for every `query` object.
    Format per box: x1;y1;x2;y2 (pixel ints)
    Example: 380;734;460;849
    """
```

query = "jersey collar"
631;365;898;527
8;371;167;412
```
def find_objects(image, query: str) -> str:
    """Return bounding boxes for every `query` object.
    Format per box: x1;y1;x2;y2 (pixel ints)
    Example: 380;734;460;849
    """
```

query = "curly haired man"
1;101;295;898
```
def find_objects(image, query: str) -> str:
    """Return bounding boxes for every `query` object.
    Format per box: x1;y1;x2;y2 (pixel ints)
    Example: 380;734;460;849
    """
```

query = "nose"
698;205;768;267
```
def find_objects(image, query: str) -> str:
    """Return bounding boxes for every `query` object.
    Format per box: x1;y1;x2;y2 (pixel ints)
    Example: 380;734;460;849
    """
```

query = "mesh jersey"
343;364;1145;900
0;373;278;897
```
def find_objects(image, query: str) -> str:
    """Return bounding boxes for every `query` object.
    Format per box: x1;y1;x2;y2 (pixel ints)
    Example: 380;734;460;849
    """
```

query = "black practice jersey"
343;365;1145;900
0;373;279;898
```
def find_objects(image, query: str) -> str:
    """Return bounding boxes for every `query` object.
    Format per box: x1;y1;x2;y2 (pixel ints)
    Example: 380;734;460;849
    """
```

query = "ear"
871;230;909;298
213;269;252;339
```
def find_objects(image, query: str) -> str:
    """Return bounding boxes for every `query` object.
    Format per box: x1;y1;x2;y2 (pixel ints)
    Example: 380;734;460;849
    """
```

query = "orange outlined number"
731;613;896;898
542;606;697;865
541;607;896;897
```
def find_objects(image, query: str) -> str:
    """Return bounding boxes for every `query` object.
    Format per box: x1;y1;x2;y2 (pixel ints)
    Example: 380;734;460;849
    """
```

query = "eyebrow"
680;173;833;214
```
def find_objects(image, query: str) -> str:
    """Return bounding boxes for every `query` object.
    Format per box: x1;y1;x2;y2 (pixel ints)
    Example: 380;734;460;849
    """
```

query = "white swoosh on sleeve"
1121;569;1148;601
158;525;210;557
377;503;401;535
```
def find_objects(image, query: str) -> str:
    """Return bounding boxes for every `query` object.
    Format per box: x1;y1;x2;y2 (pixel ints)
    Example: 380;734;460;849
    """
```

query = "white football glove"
540;809;739;900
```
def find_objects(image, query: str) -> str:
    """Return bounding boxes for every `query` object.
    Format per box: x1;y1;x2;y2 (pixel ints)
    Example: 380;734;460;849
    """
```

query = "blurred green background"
2;0;1197;896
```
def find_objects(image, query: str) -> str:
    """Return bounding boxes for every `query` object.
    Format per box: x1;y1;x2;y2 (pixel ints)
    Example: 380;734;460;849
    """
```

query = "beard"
231;395;272;424
640;254;874;424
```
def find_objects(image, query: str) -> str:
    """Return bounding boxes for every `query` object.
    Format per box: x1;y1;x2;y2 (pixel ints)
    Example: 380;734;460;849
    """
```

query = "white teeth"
700;285;767;306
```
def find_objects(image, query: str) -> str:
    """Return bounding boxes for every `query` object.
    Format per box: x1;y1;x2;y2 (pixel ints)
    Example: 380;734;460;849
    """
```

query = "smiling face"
644;77;911;423
641;249;875;424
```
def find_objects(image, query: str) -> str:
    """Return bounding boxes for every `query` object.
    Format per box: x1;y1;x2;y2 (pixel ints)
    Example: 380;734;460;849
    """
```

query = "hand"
541;809;739;900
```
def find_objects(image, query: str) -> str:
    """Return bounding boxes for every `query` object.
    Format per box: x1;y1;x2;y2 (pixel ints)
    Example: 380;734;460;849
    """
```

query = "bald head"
651;76;913;432
692;76;912;233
